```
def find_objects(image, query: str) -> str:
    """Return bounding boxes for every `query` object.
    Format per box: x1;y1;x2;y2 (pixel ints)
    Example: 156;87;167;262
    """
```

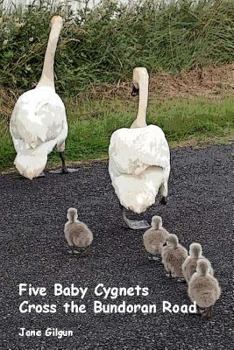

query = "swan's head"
131;67;149;96
50;15;63;29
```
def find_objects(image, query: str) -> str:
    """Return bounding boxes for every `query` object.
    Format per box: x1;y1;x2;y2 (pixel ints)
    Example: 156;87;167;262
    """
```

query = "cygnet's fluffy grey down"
188;260;221;319
161;234;188;279
64;207;93;255
143;216;169;260
182;242;214;283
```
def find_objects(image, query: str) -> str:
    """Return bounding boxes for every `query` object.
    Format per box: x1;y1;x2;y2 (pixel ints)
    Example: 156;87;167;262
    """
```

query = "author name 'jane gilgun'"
19;328;73;339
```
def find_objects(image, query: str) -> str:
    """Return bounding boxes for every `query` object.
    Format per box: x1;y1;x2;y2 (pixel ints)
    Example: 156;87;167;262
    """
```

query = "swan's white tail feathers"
14;140;56;180
113;167;164;214
14;152;47;180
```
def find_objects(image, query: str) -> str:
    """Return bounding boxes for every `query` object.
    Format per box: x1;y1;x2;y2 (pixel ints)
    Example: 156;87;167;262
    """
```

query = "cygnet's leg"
207;306;213;319
201;306;213;320
147;253;154;261
65;238;73;254
121;206;150;230
142;248;159;261
50;152;78;174
73;246;90;257
71;247;82;255
177;277;186;283
67;245;75;254
198;307;205;315
81;246;90;256
166;271;172;278
148;254;159;261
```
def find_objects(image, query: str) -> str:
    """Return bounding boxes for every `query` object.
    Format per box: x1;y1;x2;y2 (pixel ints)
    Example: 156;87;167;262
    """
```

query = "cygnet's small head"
189;242;202;258
131;67;149;96
67;207;78;221
151;215;162;230
166;234;179;248
196;260;209;276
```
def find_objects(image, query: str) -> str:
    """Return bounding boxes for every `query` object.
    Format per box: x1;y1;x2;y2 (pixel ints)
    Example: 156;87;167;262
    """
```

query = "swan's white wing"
10;87;68;179
109;125;170;213
109;125;170;176
10;87;67;151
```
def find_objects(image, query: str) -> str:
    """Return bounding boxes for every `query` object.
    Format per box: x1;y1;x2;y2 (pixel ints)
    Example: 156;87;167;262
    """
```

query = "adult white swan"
109;67;170;229
10;16;72;180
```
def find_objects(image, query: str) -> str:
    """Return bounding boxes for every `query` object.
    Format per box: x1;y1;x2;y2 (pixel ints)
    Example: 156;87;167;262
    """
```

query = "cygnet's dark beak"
131;84;139;97
163;242;167;247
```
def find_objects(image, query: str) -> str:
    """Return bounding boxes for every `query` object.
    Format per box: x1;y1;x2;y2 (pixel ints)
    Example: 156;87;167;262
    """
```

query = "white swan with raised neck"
10;16;69;180
108;67;170;229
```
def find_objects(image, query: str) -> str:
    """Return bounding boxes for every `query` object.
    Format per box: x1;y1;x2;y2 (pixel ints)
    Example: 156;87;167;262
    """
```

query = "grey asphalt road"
0;144;233;350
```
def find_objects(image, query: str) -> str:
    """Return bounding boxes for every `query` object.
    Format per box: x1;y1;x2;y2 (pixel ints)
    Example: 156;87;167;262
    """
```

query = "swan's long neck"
131;76;149;128
37;22;62;89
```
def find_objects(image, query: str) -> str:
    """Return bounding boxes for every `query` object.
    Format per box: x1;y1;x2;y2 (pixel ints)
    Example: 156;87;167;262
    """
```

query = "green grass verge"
0;96;233;170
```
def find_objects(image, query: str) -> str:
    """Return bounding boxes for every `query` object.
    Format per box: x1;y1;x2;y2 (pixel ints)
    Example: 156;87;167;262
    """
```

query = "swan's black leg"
60;151;68;174
160;196;167;205
49;152;78;174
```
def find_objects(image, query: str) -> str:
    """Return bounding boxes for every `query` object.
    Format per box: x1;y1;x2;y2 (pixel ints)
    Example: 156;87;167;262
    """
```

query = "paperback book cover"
0;1;233;349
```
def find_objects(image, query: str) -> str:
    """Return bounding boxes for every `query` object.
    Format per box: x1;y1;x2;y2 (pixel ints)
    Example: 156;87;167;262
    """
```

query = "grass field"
1;94;233;170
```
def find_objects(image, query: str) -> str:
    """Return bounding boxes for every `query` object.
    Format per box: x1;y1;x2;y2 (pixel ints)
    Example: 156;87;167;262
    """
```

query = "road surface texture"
0;144;233;350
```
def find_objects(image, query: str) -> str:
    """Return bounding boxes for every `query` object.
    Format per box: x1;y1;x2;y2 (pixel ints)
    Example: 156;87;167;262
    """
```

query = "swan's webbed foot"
37;172;45;178
122;207;150;230
160;196;167;205
61;166;78;174
50;167;78;174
